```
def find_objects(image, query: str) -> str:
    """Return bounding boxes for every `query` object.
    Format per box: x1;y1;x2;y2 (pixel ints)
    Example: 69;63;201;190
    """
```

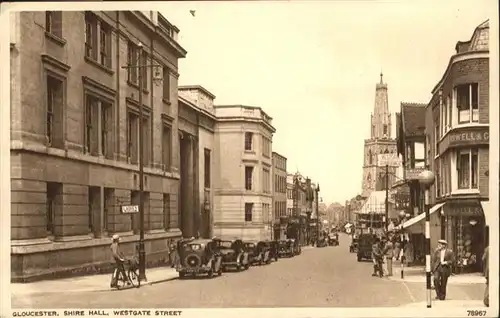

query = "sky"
159;0;493;205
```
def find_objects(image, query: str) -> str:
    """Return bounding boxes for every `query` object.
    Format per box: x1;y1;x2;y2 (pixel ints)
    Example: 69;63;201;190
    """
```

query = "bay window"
456;84;479;124
457;149;478;189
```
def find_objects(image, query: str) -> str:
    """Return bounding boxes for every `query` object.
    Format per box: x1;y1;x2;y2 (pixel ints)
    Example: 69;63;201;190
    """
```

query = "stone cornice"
41;54;70;72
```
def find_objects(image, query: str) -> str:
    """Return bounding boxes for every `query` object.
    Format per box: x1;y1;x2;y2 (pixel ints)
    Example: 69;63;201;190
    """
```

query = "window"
104;188;114;233
163;193;170;230
435;159;441;197
204;148;211;188
244;132;253;151
162;124;171;171
435;122;440;149
245;166;253;190
457;149;478;189
46;182;62;235
101;102;112;158
414;142;425;168
45;11;62;38
371;125;375;137
245;203;253;222
127;42;138;84
85;13;97;60
368;150;372;165
127;112;139;164
163;66;170;101
262;168;270;193
85;95;113;158
142;118;151;166
456;84;479;124
383;125;388;136
262;137;271;157
88;186;99;234
46;76;64;148
99;23;111;68
141;51;148;89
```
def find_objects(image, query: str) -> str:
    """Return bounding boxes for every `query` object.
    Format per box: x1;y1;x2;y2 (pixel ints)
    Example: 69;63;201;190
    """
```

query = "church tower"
361;73;398;198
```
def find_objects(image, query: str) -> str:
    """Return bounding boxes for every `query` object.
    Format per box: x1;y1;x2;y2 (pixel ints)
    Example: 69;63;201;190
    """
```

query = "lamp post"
315;184;320;243
417;169;436;309
121;42;163;282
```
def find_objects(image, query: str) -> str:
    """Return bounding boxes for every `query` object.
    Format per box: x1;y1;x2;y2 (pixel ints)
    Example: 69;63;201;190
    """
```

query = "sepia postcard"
0;1;498;317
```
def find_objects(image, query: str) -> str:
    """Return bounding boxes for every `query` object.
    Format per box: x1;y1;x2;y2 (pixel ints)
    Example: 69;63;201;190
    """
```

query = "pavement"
388;260;486;284
11;235;486;308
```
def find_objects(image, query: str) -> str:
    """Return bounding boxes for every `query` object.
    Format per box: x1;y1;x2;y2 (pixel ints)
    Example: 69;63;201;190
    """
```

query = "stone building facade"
272;151;287;239
10;11;186;281
426;20;490;273
177;86;218;239
212;105;276;241
362;74;398;197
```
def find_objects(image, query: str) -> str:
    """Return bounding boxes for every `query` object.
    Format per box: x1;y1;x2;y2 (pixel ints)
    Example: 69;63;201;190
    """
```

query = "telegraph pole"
385;164;389;232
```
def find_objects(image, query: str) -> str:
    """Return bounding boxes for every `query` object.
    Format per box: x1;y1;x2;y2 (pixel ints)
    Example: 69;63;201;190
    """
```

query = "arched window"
384;148;389;154
368;150;373;164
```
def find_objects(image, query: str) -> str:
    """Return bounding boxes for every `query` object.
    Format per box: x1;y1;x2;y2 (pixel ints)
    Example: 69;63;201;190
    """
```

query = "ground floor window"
451;215;484;273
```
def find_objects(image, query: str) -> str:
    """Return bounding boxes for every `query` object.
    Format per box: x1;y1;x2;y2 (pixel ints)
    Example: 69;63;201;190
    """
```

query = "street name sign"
121;205;139;214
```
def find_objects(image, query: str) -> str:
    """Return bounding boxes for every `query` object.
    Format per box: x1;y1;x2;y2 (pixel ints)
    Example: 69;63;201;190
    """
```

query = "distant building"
212;105;276;241
286;173;295;216
362;74;398;197
272;152;287;239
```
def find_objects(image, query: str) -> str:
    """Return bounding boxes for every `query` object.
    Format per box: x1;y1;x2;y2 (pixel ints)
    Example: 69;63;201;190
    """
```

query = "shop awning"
402;203;445;229
480;201;491;226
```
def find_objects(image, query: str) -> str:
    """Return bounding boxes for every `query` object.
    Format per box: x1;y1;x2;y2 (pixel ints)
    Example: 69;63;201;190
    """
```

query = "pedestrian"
168;240;178;268
383;235;394;276
431;239;454;300
371;236;383;277
482;245;489;307
394;236;401;261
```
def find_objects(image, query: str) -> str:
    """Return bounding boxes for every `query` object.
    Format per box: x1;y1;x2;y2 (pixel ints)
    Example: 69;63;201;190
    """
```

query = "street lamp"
121;41;163;282
417;169;436;309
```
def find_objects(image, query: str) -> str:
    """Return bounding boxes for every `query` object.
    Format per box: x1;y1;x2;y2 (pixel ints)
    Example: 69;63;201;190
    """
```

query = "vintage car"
176;239;223;278
214;239;250;271
357;234;375;261
328;232;339;246
245;241;272;265
288;238;301;255
266;240;279;261
316;236;328;247
278;239;293;257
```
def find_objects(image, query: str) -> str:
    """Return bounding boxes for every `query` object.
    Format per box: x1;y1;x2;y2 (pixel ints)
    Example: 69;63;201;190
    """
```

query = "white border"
0;1;498;317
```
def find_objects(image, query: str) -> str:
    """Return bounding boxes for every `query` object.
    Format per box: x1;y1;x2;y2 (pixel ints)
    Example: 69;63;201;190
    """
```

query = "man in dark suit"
431;239;455;300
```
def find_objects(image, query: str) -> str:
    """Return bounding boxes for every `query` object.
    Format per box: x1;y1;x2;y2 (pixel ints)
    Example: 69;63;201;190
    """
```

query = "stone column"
185;136;195;237
192;136;200;237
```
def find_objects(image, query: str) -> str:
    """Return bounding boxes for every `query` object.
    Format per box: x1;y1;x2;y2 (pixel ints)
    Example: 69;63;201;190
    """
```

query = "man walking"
371;237;383;277
431;239;454;300
383;236;394;276
482;245;489;307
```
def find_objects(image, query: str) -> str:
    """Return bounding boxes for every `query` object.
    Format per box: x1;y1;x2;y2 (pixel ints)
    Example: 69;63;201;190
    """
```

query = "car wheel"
179;272;185;279
218;266;223;276
236;264;241;271
207;268;214;278
357;255;362;262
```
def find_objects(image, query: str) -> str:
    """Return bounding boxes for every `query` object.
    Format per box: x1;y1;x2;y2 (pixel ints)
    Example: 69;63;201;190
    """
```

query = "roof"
178;85;216;99
401;102;426;137
358;191;395;214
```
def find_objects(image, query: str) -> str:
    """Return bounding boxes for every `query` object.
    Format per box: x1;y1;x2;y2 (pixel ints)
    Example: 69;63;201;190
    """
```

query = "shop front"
443;200;486;274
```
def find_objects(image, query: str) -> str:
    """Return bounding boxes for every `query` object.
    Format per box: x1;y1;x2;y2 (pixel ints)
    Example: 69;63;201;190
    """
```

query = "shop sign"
439;126;489;155
443;205;483;217
405;167;426;180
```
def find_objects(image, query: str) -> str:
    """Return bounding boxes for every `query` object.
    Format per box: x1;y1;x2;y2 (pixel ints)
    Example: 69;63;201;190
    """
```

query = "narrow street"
14;234;482;308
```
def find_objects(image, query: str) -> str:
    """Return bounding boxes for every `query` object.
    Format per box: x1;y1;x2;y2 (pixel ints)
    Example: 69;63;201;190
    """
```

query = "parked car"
357;234;375;261
214;238;250;271
176;239;223;278
245;241;272;265
278;239;293;257
288;238;302;255
328;232;339;246
266;240;279;261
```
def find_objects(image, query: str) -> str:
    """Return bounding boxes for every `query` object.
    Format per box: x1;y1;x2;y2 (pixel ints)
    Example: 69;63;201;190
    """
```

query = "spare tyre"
185;254;201;268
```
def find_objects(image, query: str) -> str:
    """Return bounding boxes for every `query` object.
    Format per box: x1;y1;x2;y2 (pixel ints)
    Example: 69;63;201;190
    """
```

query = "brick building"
272;151;287;239
212;105;275;241
425;20;490;274
10;11;186;281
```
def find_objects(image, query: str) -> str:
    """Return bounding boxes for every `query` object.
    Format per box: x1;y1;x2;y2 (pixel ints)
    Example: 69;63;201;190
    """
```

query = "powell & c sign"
438;126;489;155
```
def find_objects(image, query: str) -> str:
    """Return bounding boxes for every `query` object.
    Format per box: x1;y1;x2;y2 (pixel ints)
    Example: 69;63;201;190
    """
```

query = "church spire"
371;73;391;139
